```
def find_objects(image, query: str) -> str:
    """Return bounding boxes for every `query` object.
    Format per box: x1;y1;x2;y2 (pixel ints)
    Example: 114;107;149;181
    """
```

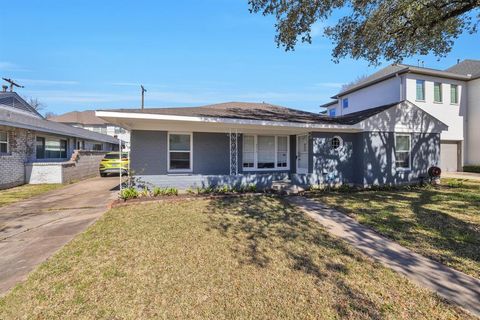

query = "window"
36;137;67;159
242;135;255;168
416;80;425;101
114;127;126;134
93;143;103;151
92;126;107;134
0;131;8;154
257;136;275;168
434;82;442;103
36;137;45;159
342;98;349;109
331;136;343;150
242;135;289;170
328;109;336;117
450;84;458;104
168;133;192;172
277;136;288;168
395;134;411;169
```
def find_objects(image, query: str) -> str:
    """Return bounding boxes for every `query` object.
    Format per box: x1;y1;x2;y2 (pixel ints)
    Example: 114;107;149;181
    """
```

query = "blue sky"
1;0;479;114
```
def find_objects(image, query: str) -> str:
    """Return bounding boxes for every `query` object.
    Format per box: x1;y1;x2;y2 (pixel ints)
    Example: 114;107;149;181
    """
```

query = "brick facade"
0;126;35;189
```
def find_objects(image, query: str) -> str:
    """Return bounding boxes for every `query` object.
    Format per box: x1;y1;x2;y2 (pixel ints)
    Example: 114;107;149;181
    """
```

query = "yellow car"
99;152;129;177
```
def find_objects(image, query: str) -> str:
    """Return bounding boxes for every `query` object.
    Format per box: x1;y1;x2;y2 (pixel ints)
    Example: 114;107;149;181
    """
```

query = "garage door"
440;142;459;172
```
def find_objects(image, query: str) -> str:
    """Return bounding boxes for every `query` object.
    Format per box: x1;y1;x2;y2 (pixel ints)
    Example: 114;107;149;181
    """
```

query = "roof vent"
2;85;7;92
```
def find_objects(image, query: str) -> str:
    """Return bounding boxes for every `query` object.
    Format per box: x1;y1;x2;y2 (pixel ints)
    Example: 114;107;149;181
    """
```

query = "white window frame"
0;131;8;154
433;82;443;103
242;134;290;172
394;133;411;171
416;79;425;101
331;136;343;151
450;84;459;105
167;132;193;173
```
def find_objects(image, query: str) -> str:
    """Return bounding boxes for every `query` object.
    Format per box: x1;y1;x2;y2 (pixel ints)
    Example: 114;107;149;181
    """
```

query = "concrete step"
271;180;305;195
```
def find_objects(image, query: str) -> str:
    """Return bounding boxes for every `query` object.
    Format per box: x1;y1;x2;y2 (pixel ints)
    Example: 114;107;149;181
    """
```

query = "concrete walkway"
443;171;480;181
289;196;480;317
0;177;119;295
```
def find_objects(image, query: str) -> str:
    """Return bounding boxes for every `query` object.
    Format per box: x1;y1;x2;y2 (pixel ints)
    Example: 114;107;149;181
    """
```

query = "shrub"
463;165;480;173
119;187;139;200
152;187;179;196
139;187;150;197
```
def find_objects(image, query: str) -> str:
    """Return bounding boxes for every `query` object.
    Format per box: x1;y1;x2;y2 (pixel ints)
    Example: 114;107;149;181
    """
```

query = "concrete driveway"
0;176;119;296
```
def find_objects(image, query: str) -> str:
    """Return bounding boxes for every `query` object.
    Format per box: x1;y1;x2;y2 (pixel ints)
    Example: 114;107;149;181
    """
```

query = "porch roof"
96;101;446;134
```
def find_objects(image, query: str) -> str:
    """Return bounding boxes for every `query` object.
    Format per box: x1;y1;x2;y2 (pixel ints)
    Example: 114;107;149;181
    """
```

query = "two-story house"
49;110;131;150
321;59;480;172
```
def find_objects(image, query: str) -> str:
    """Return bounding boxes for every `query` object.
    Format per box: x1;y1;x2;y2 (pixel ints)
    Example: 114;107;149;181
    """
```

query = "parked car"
99;152;129;177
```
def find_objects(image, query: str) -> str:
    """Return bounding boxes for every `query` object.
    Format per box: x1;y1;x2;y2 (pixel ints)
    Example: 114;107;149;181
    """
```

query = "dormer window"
416;80;425;101
342;98;349;109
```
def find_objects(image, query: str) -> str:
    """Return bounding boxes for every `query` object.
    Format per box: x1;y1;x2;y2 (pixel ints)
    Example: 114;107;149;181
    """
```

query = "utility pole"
2;78;24;92
141;85;147;109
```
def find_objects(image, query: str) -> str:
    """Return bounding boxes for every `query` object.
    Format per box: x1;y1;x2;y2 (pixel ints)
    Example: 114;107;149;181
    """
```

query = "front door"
297;134;308;174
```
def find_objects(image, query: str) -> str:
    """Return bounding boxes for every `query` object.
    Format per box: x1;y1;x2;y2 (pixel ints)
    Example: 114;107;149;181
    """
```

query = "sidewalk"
289;196;480;317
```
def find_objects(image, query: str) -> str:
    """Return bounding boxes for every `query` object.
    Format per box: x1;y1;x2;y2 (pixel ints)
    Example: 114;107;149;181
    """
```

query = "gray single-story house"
96;101;447;189
0;92;120;189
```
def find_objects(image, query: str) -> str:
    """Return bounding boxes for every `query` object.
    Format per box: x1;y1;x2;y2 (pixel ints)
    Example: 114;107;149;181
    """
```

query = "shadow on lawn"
314;186;480;277
204;196;384;319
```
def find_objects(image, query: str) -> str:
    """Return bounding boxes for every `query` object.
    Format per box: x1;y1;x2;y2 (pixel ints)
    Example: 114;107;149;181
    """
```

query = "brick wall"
25;150;107;184
0;126;35;189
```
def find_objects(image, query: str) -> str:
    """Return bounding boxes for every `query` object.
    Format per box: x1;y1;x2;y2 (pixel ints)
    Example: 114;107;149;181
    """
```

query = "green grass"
0;196;471;319
0;184;63;207
308;178;480;279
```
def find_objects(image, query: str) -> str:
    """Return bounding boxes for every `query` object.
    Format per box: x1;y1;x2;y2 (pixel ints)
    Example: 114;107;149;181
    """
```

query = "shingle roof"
49;110;109;125
445;59;480;78
0;106;119;144
0;92;44;118
100;101;401;126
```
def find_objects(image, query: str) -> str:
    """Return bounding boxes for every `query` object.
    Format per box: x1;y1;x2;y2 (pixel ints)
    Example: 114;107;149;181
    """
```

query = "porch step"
271;180;305;195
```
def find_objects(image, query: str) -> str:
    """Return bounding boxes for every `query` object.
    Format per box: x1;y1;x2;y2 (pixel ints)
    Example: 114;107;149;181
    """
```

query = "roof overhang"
96;110;362;134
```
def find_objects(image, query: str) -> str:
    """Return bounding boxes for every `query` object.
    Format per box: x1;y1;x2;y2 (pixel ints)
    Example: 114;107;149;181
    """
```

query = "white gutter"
95;110;361;131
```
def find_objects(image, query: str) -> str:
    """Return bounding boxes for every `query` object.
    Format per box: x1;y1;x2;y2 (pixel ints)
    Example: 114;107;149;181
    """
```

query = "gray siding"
361;132;440;186
129;130;441;189
193;132;230;174
130;130;167;175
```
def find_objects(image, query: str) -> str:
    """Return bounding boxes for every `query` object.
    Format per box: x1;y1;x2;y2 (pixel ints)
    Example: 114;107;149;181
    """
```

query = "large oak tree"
249;0;480;64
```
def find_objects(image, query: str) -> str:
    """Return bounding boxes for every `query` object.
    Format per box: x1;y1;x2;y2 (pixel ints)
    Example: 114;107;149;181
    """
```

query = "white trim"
167;132;193;173
0;130;8;154
296;134;308;174
331;135;343;151
241;134;290;172
394;133;411;171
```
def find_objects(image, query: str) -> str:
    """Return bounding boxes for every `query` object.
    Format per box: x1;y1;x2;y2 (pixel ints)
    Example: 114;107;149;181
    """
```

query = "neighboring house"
97;101;446;189
48;110;130;150
322;59;480;172
0;92;120;189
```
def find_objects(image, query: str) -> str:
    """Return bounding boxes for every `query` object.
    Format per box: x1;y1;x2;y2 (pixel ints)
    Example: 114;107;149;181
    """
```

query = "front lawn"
308;178;480;279
0;196;471;319
0;184;63;207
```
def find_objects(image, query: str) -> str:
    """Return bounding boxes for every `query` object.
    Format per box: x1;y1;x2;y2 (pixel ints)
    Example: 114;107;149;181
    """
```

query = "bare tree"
44;111;57;119
27;97;46;111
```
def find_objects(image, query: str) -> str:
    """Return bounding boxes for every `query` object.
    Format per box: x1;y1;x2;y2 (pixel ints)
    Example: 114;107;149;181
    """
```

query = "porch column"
229;129;239;175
